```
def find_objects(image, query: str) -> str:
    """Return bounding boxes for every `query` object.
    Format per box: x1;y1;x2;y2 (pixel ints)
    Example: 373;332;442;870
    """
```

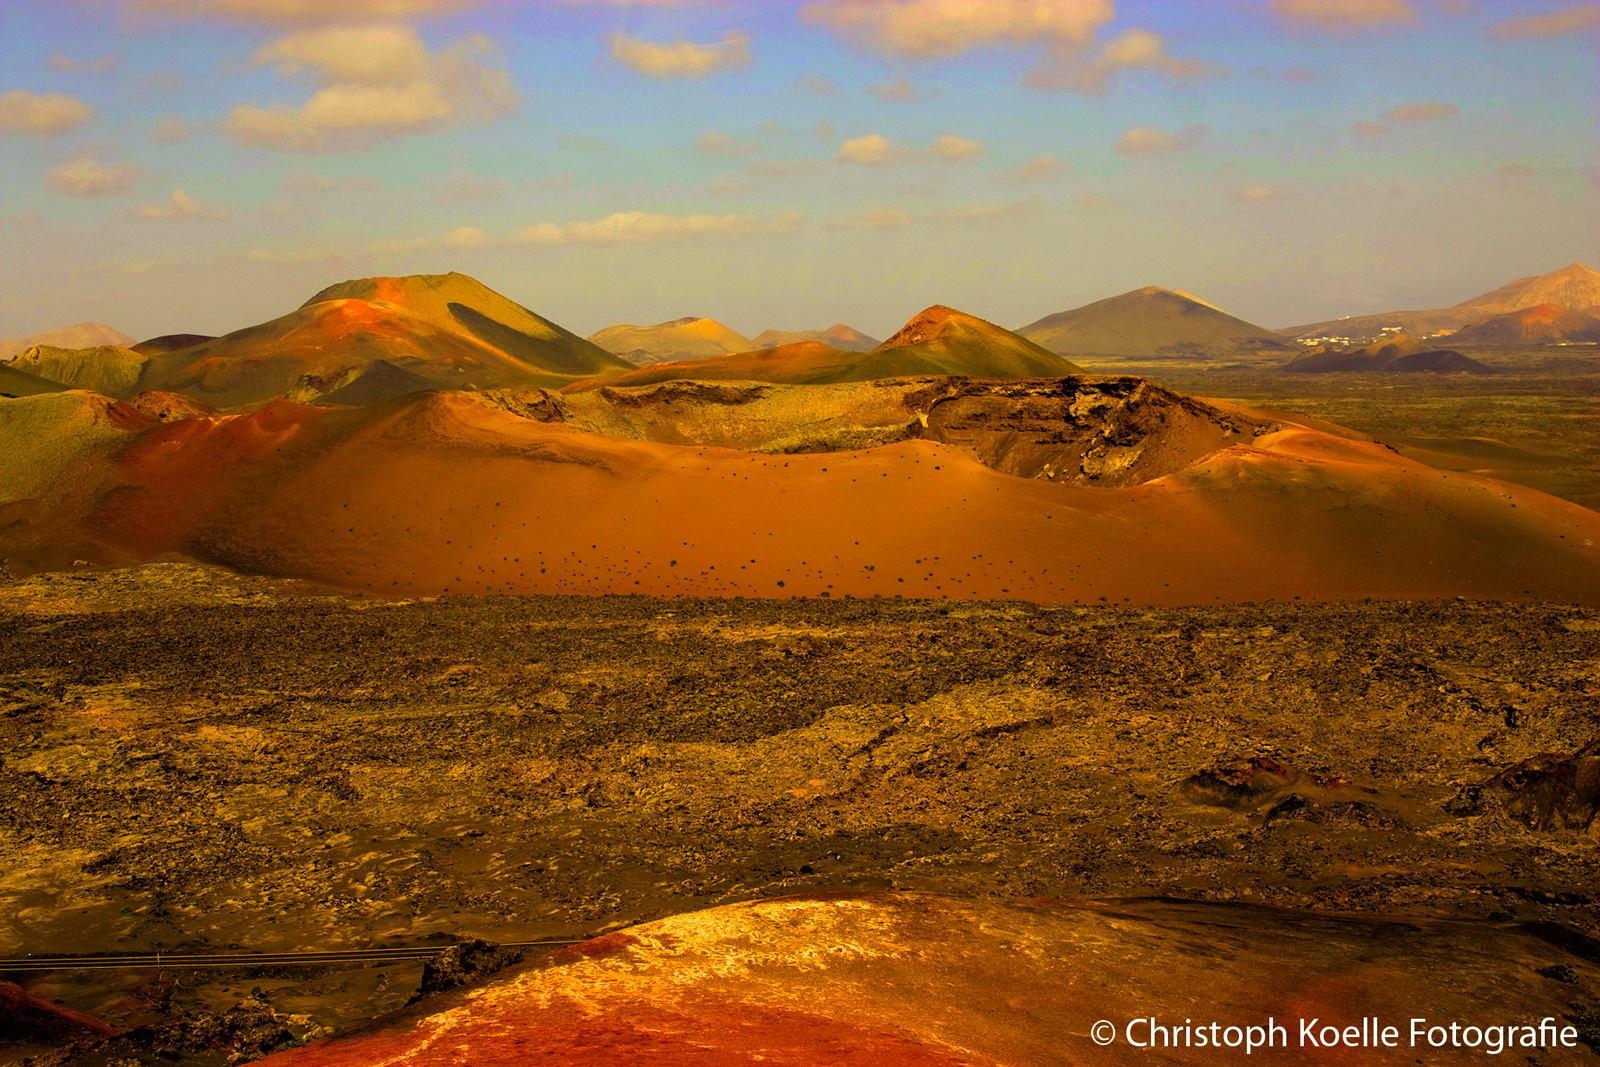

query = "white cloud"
829;205;912;230
836;132;982;165
1025;28;1226;93
837;133;907;165
243;244;357;264
1381;100;1459;121
698;130;759;156
1489;3;1600;38
0;90;96;135
800;74;837;95
801;0;1114;60
224;32;516;152
815;121;837;140
1351;120;1390;136
45;155;142;196
609;32;751;78
930;133;984;162
1268;0;1418;33
870;75;921;100
252;24;429;84
123;0;476;26
442;225;490;246
137;188;230;220
1113;124;1206;156
48;53;120;74
511;209;802;245
992;155;1066;180
152;117;193;142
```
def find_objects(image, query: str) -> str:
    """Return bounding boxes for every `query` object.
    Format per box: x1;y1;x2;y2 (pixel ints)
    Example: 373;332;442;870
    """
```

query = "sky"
1;0;1597;343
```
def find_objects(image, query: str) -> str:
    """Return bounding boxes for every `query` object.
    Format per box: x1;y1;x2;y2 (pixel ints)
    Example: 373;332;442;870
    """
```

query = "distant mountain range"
587;317;753;365
1278;262;1600;342
577;305;1080;390
1;322;133;359
7;262;1596;410
1283;335;1494;374
753;324;881;352
4;273;636;408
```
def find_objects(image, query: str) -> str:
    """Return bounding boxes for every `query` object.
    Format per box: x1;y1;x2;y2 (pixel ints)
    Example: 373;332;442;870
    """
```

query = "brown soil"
0;564;1597;1062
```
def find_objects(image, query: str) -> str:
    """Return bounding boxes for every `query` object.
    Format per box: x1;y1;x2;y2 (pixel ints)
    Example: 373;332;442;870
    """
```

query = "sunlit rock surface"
264;892;1598;1066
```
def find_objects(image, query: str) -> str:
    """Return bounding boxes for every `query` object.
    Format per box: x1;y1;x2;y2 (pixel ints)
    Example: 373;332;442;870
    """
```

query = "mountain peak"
874;305;972;350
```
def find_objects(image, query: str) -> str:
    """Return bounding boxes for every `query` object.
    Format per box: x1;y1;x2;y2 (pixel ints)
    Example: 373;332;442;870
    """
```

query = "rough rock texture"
406;940;526;1005
27;999;314;1066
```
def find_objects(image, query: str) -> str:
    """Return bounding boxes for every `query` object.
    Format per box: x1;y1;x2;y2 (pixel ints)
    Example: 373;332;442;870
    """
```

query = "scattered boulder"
1183;755;1297;808
1488;739;1600;834
23;999;305;1066
409;939;527;1004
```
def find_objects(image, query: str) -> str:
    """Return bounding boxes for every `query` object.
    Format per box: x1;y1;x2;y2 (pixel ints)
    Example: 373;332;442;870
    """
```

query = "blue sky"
1;0;1596;341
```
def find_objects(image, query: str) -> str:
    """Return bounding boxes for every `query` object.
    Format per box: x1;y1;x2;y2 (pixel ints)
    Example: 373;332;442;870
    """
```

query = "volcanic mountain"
752;324;881;352
97;273;635;408
1284;335;1495;374
0;322;133;359
1016;286;1293;360
7;344;151;396
1279;261;1600;342
587;317;753;365
4;364;1596;604
581;306;1081;389
1448;303;1600;346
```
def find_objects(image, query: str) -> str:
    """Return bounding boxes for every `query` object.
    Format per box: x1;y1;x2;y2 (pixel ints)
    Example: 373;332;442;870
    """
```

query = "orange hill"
1449;303;1600;346
2;378;1596;606
574;306;1081;389
113;273;634;407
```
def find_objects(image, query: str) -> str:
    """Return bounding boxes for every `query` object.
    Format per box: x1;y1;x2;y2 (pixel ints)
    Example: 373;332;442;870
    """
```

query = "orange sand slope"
1;380;1595;606
259;892;1596;1067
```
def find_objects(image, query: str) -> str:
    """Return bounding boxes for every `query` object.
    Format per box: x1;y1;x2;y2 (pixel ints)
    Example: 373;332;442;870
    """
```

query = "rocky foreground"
0;564;1595;1063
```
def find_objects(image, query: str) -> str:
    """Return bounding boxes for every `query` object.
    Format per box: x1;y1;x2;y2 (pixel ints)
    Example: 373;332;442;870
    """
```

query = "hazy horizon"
2;0;1596;341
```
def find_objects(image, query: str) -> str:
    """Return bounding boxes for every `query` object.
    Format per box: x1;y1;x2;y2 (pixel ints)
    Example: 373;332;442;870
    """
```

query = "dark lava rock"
1183;755;1297;808
1489;739;1600;834
408;939;527;1004
28;1001;303;1066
